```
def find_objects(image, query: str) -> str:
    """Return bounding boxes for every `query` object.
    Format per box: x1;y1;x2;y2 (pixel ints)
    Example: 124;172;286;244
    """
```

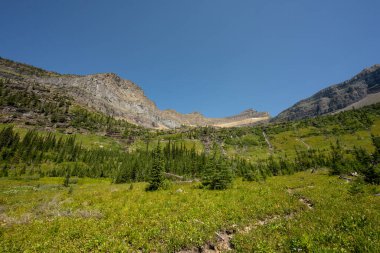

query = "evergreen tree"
201;157;215;188
243;164;259;182
267;155;280;176
208;159;233;190
146;142;165;191
355;136;380;184
113;165;129;184
329;140;345;175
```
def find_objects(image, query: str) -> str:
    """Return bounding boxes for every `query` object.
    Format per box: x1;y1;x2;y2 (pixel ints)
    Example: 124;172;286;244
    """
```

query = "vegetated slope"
0;57;269;129
1;103;380;252
0;171;379;252
146;103;380;160
2;99;380;189
274;64;380;121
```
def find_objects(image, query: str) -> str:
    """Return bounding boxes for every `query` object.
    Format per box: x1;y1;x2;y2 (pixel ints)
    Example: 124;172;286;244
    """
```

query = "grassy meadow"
1;170;379;252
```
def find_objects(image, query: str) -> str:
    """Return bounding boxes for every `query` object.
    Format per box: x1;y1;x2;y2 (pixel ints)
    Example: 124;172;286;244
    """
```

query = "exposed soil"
262;131;273;153
296;138;311;149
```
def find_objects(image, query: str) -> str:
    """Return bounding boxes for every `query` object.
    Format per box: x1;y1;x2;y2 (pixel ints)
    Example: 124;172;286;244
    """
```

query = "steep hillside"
274;64;380;121
0;57;269;128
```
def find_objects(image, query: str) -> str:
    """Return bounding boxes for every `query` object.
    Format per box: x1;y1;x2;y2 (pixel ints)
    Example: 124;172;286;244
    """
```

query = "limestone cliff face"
274;64;380;122
0;57;269;128
33;73;176;128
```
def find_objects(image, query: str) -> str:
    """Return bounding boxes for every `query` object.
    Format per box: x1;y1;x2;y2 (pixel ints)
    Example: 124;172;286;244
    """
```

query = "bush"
69;177;78;184
160;179;173;190
348;177;365;195
363;163;380;184
63;173;70;187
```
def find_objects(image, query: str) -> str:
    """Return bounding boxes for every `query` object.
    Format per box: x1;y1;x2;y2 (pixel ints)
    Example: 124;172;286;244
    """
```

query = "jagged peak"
85;72;144;92
223;108;269;119
87;72;121;80
239;108;258;114
354;64;380;79
188;111;203;116
366;64;380;71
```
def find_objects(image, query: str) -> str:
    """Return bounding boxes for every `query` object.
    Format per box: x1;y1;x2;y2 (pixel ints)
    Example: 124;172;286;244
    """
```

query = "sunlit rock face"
274;64;380;122
0;57;269;129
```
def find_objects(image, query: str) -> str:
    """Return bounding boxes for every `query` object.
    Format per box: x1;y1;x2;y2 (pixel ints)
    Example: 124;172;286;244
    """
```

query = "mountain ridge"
3;57;379;127
0;57;269;128
274;64;380;122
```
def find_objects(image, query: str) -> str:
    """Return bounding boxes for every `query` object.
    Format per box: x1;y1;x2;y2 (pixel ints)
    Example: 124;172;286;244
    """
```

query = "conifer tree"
330;140;345;175
209;159;232;190
201;157;215;188
355;136;380;184
146;142;165;191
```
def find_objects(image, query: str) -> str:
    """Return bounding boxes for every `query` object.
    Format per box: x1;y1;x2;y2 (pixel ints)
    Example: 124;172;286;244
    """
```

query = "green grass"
130;138;204;153
213;120;378;162
73;133;123;150
1;171;379;252
224;144;270;161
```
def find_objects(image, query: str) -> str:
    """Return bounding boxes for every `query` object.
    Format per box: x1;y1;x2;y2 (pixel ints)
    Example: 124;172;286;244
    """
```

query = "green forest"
1;91;380;189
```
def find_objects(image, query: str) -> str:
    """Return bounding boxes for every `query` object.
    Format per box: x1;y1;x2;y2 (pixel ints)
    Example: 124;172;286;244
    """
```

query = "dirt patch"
296;138;310;149
75;209;103;219
298;197;314;209
0;213;34;227
262;131;273;153
1;196;103;227
179;212;297;253
201;137;212;154
286;187;314;210
338;175;353;182
178;230;234;252
240;213;294;234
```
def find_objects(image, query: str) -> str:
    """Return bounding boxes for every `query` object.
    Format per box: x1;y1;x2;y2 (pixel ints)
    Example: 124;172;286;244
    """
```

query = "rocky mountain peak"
188;111;203;116
274;64;380;121
0;57;270;129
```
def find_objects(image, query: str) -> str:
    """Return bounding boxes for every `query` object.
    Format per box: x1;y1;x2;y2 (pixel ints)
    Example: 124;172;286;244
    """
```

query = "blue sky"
1;0;379;117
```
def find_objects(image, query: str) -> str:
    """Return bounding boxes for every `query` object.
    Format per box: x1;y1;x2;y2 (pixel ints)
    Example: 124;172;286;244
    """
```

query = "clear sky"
0;0;379;117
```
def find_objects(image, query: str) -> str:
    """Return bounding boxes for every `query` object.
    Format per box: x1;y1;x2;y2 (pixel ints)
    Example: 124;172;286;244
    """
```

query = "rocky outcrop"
274;64;380;121
161;108;270;127
32;73;172;128
0;57;269;128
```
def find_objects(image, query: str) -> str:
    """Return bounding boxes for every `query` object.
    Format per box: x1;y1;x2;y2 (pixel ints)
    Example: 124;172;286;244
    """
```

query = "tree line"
0;127;235;189
1;126;379;191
